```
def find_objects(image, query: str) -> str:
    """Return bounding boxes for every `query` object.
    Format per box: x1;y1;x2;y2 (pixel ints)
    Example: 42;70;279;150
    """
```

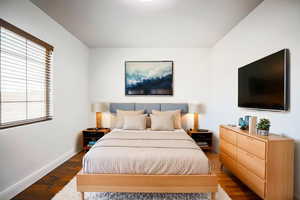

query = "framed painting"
125;61;173;95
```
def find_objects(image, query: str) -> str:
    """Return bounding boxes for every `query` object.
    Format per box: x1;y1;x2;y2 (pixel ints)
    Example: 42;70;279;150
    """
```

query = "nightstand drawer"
191;133;212;140
83;131;104;137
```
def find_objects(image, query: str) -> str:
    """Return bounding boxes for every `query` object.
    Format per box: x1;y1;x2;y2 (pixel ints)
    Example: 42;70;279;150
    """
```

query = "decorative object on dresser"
187;129;212;151
91;103;107;129
248;116;257;134
257;118;271;136
125;61;173;95
82;128;110;152
219;125;294;200
238;115;251;130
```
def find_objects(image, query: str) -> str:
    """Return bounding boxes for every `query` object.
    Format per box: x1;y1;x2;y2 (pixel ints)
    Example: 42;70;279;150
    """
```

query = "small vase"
258;129;269;136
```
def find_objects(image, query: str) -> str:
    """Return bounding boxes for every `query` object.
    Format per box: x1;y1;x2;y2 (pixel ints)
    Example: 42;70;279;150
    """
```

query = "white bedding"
83;129;209;174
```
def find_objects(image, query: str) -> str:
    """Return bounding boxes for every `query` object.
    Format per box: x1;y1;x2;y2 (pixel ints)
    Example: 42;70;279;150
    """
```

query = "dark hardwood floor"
12;152;83;200
12;152;261;200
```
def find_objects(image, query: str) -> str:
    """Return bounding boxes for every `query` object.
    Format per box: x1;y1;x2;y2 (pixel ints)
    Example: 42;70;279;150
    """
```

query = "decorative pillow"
115;109;144;129
123;115;147;130
151;114;175;131
110;113;117;128
152;110;182;129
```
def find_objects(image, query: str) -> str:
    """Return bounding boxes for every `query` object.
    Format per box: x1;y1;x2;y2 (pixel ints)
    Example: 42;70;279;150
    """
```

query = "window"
0;19;53;129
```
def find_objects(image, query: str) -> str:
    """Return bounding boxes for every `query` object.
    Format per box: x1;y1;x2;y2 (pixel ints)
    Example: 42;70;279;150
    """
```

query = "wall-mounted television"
238;49;289;111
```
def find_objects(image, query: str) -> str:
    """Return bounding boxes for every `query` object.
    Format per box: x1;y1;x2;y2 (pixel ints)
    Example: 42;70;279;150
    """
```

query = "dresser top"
220;125;293;142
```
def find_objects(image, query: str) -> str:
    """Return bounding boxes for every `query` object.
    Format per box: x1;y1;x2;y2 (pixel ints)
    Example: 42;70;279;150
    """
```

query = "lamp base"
96;112;102;129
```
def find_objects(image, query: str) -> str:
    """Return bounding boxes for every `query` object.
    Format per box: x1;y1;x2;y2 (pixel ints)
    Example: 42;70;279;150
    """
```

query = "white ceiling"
30;0;262;48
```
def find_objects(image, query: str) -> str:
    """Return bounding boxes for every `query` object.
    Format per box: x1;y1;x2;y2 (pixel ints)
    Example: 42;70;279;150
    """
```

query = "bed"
77;103;217;200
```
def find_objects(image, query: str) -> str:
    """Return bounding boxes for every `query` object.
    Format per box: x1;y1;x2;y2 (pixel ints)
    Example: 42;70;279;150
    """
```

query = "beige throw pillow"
123;115;147;130
152;110;182;129
115;109;144;129
151;114;175;131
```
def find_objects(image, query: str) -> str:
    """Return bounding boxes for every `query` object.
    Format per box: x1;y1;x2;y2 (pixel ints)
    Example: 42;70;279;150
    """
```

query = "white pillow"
115;109;144;129
151;114;175;131
123;115;147;130
152;110;182;129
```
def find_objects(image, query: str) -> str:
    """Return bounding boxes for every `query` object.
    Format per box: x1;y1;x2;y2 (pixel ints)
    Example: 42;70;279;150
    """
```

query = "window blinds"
0;19;53;129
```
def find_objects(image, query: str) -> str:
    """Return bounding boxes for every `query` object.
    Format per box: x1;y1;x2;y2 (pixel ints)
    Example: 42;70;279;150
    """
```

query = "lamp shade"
91;103;107;112
189;103;202;113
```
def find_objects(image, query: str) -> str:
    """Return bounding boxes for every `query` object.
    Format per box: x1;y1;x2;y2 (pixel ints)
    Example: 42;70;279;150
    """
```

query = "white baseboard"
0;148;80;200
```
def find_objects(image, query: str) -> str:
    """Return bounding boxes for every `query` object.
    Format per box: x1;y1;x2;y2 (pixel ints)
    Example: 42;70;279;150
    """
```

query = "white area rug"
52;177;231;200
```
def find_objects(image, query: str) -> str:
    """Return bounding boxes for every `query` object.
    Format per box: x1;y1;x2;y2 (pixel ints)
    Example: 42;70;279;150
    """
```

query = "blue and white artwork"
125;61;173;95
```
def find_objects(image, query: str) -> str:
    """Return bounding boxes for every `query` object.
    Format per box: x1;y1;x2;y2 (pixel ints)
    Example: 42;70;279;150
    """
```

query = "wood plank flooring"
12;152;261;200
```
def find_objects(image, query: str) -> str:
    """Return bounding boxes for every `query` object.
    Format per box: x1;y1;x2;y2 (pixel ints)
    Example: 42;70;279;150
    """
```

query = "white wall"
207;0;300;198
0;0;89;199
88;48;211;129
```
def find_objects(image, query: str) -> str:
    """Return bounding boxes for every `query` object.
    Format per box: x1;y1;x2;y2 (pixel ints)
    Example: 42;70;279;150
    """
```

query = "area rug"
52;177;231;200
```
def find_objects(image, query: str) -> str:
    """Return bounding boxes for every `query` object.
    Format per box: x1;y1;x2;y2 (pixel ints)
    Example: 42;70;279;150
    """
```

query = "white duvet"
83;129;209;174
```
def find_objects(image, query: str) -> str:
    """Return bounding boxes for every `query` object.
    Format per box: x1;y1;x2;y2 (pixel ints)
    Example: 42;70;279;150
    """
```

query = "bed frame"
77;172;218;200
77;103;218;200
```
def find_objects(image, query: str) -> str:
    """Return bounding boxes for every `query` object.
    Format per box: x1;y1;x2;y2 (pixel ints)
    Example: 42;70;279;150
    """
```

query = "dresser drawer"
220;127;237;145
237;148;265;179
220;152;236;173
237;163;265;198
237;134;266;160
220;139;236;160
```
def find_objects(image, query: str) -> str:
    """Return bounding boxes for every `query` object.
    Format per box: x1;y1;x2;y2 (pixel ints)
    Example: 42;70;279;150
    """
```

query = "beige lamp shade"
189;103;202;113
91;103;107;112
91;103;107;129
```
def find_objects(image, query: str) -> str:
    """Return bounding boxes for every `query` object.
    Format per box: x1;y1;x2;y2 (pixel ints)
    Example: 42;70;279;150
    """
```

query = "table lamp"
189;103;202;131
91;103;107;129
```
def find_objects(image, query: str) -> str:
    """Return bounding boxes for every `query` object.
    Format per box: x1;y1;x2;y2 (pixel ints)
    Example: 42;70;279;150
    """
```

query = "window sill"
0;117;53;130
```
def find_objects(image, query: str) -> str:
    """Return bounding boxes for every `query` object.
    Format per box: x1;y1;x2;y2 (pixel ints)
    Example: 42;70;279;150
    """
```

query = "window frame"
0;19;54;129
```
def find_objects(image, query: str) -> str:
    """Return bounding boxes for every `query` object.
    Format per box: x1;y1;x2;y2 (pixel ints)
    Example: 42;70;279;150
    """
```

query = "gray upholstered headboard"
109;103;189;114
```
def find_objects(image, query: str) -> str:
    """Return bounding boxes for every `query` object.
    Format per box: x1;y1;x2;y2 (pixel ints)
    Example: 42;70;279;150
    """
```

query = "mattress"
83;129;209;174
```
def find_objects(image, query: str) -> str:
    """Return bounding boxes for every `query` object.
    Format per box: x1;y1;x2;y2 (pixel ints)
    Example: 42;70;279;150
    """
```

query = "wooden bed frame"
77;172;218;200
77;103;218;199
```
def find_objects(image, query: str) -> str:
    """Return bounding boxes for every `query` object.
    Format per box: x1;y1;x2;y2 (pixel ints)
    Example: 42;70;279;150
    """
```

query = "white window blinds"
0;19;53;129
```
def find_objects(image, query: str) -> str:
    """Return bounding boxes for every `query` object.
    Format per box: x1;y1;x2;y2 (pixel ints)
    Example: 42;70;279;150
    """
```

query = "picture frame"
125;61;173;96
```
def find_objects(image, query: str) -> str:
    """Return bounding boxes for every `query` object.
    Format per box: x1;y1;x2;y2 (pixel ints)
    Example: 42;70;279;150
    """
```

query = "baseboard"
0;148;80;200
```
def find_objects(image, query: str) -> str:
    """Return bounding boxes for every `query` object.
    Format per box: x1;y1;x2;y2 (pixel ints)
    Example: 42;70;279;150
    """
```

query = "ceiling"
30;0;263;48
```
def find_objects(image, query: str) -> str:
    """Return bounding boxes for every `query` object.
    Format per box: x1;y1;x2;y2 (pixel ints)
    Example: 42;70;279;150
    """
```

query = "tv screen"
238;49;288;111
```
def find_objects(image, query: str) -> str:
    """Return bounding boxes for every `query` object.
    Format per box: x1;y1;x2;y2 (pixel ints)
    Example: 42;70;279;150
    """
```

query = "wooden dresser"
219;125;294;200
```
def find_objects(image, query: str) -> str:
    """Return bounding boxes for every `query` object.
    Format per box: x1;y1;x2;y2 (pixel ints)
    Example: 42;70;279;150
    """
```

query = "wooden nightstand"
82;128;110;152
187;129;213;151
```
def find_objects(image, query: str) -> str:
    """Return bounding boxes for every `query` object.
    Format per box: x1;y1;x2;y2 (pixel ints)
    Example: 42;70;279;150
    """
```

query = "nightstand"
82;128;110;152
187;129;213;151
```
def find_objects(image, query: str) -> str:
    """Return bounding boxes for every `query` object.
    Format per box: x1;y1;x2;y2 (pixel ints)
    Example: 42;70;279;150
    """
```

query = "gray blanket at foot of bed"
84;192;210;200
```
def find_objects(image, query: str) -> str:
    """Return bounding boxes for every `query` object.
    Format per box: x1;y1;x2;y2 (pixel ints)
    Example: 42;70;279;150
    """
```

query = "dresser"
219;125;294;200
